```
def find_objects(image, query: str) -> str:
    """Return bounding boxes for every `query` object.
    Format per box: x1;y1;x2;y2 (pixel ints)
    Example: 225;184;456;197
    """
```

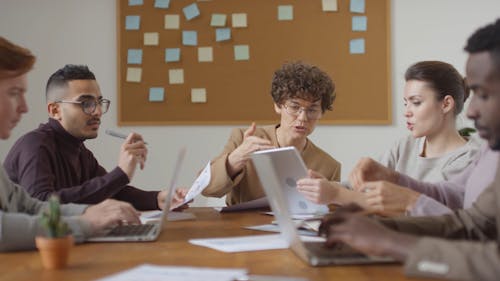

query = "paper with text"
183;161;211;204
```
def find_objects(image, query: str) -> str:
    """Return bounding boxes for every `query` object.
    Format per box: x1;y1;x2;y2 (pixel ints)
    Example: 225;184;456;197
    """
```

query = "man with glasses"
3;64;183;210
202;62;342;206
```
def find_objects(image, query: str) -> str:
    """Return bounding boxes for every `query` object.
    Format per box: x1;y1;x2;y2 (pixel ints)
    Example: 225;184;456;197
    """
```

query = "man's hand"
319;203;417;261
349;157;399;192
226;122;275;178
118;133;148;180
157;188;189;210
297;170;338;204
81;199;141;235
362;181;421;216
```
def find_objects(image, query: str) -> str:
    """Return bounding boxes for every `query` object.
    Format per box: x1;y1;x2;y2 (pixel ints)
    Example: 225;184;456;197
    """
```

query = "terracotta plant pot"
35;235;74;269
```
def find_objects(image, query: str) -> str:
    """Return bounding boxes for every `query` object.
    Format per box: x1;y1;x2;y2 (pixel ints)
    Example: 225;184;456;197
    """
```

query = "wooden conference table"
0;208;434;281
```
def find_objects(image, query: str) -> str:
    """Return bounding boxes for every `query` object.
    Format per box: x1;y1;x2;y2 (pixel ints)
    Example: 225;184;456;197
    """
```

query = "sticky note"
210;14;226;27
165;48;181;62
183;3;200;21
128;0;143;6
350;0;365;13
234;45;249;61
164;14;180;29
322;0;338;11
198;47;213;62
169;69;184;84
215;28;231;42
149;87;165;102
278;5;293;21
144;32;159;46
232;13;247;28
352;16;367;31
191;88;207;103
126;67;142;83
127;49;142;65
350;38;365;54
154;0;170;9
182;31;197;46
125;15;140;30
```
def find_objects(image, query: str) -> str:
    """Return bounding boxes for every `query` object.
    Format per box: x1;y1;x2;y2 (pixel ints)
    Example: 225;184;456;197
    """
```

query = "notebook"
251;147;328;214
87;148;186;242
251;148;395;266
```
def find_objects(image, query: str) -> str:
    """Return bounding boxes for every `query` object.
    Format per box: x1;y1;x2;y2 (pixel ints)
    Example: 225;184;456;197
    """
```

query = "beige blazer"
202;125;341;205
381;156;500;281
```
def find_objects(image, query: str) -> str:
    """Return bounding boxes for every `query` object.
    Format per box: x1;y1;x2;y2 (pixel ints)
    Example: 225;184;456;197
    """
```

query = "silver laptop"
87;148;186;242
251;149;395;266
252;147;328;214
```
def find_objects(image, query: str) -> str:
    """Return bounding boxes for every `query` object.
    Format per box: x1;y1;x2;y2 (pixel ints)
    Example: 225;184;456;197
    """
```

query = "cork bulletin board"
117;0;391;125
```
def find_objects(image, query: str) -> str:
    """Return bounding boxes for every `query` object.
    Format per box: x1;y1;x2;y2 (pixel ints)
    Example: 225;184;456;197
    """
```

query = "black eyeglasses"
55;98;111;115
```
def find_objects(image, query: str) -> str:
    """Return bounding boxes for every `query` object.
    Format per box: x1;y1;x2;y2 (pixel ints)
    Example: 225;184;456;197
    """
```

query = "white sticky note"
125;15;140;30
191;88;207;103
169;69;184;84
149;87;165;102
126;67;142;83
215;28;231;42
278;5;293;21
211;14;226;27
350;38;365;54
164;14;180;29
232;13;247;28
234;45;249;61
182;30;197;46
183;3;200;20
198;47;213;62
322;0;338;11
352;16;367;31
350;0;365;13
144;32;159;46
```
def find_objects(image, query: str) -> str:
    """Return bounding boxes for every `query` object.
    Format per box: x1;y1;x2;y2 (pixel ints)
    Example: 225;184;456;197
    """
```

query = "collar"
47;118;84;150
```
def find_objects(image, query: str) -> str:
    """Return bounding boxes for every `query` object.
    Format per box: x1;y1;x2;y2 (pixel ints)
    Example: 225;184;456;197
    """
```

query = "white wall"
0;0;498;207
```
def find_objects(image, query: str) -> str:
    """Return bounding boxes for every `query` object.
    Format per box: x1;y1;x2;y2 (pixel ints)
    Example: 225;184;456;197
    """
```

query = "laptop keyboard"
106;224;155;237
305;241;366;258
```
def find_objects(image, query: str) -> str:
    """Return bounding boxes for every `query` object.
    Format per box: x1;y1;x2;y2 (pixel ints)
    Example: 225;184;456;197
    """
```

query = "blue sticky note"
215;28;231;42
125;15;140;30
183;3;200;21
128;0;143;6
350;38;365;54
165;48;181;62
352;16;367;31
182;31;197;46
127;49;142;64
149;88;165;102
154;0;170;9
350;0;365;13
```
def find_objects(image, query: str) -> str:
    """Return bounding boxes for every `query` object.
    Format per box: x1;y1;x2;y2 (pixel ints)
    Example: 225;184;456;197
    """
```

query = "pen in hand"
105;129;148;145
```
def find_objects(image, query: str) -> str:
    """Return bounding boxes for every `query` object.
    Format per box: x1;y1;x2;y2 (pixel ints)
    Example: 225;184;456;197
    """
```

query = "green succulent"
39;196;71;238
459;127;477;137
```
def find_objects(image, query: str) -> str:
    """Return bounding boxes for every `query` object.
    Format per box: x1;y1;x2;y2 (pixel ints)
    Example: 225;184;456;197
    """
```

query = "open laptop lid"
251;147;328;214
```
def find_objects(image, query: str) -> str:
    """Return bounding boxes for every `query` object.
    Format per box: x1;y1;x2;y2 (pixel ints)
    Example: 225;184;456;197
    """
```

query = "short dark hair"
45;64;96;102
0;37;36;79
271;62;335;112
405;61;470;115
464;18;500;74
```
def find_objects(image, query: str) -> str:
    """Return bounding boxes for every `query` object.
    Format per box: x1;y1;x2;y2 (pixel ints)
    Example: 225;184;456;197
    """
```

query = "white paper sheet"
96;264;247;281
140;211;195;224
183;161;211;204
189;234;288;252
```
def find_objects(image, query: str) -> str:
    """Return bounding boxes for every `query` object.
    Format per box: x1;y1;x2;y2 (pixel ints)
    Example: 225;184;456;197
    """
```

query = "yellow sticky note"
322;0;338;11
169;69;184;84
144;32;159;46
232;13;247;28
126;67;142;83
164;14;180;29
198;47;213;62
191;88;207;103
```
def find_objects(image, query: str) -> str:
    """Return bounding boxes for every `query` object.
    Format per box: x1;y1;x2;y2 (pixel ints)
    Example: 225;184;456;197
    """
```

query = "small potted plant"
35;195;74;269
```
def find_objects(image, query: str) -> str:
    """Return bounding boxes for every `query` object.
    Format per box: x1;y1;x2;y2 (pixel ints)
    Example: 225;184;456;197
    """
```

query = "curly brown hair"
0;37;36;79
271;62;335;112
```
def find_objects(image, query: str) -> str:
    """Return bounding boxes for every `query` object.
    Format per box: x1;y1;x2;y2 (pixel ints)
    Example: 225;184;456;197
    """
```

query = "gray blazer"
381;156;500;281
0;167;90;252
